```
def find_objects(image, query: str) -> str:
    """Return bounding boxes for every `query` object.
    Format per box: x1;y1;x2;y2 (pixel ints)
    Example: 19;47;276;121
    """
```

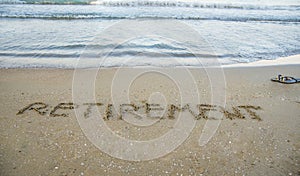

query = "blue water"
0;0;300;68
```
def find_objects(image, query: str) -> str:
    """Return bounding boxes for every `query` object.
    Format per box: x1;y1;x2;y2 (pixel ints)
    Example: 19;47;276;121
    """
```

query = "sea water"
0;0;299;68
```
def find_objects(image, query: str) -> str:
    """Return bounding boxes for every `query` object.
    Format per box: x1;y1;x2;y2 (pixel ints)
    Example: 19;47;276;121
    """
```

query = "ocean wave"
1;54;300;69
2;49;298;59
1;48;299;68
1;1;299;22
91;1;300;11
0;0;91;4
1;14;299;22
0;52;81;58
1;0;299;11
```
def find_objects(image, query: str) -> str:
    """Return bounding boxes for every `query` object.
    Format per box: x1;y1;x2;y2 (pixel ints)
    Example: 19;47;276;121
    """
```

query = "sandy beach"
0;63;299;176
1;0;300;175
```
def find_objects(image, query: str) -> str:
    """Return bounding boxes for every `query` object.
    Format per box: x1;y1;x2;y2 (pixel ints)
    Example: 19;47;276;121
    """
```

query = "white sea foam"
91;0;300;9
1;54;299;69
222;54;300;68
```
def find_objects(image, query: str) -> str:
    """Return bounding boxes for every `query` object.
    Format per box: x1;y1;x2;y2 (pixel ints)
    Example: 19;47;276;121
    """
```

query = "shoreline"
1;54;300;69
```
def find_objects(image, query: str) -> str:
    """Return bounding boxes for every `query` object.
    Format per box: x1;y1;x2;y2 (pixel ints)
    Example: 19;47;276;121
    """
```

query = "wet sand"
0;65;299;175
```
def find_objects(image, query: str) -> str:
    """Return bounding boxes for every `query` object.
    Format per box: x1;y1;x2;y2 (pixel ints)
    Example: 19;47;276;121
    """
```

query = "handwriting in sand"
16;102;263;121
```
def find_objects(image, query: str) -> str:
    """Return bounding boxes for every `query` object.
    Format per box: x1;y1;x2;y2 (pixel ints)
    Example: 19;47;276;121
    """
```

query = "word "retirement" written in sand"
17;102;263;121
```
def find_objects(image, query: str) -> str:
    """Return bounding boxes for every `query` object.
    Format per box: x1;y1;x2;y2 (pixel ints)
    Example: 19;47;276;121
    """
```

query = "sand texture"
0;65;299;176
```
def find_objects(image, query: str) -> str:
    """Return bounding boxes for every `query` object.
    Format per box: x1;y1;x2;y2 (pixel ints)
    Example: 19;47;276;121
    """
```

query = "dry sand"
0;65;299;176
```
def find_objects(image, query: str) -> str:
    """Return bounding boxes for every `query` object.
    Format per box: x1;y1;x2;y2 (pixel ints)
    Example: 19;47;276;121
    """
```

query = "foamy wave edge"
1;0;299;11
1;54;300;69
222;54;300;68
